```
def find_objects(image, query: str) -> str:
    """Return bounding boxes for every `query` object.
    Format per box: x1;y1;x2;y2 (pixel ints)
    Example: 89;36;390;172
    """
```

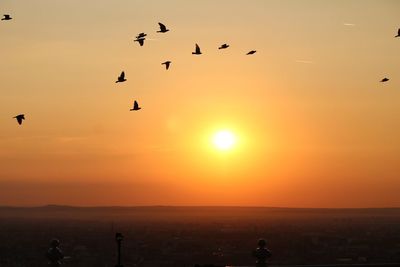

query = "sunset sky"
1;0;400;207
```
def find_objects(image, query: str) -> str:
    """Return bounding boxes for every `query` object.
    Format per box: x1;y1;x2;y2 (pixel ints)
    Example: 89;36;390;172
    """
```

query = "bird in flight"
116;71;127;83
13;114;25;125
395;28;400;38
246;50;257;55
1;14;12;20
136;32;147;39
162;61;171;70
157;22;169;33
192;44;202;55
380;77;389;82
218;44;229;49
134;37;145;46
130;101;141;111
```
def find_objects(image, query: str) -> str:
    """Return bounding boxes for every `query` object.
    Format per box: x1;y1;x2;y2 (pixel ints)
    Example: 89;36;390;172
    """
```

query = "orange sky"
1;0;400;207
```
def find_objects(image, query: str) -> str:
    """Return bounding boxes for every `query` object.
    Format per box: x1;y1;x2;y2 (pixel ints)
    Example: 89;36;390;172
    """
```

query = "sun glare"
213;130;236;151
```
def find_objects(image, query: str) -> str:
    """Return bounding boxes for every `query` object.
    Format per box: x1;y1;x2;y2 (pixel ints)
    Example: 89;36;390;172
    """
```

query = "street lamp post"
115;232;124;267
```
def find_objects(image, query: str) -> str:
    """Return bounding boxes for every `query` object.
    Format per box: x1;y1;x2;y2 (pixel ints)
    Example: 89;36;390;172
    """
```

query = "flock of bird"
2;13;400;125
125;22;257;111
3;16;258;125
113;21;259;117
380;28;400;83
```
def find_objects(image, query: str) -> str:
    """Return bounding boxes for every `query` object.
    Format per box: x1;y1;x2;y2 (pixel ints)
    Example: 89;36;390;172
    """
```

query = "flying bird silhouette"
192;44;202;55
162;61;171;70
130;101;141;111
134;37;145;46
380;77;389;82
157;22;169;33
136;32;147;39
218;44;229;49
395;28;400;38
246;50;257;55
1;14;12;20
116;71;127;83
13;114;25;125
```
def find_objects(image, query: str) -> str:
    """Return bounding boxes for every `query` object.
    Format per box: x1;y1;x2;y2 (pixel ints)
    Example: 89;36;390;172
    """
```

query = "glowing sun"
213;130;236;150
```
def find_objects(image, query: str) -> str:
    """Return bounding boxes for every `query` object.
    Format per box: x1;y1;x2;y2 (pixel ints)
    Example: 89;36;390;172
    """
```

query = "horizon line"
1;204;400;210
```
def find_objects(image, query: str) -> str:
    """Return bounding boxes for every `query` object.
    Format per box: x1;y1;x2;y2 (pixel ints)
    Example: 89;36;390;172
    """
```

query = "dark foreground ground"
0;206;399;267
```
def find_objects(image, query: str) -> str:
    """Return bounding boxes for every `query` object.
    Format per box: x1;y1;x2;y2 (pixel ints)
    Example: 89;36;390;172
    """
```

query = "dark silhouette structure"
116;71;127;83
130;100;141;111
253;239;271;266
395;28;400;37
380;77;389;82
192;43;202;55
157;22;169;33
247;50;257;55
1;14;12;20
218;44;229;49
46;239;64;267
115;233;124;267
134;37;145;46
162;61;171;70
13;114;25;125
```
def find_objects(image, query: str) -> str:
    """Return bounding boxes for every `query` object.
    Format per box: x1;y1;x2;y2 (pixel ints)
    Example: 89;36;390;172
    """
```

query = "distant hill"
0;205;399;222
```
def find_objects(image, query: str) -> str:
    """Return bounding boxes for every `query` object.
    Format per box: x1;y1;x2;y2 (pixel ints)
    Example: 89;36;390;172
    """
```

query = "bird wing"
16;117;22;125
166;62;170;69
195;44;200;53
120;71;125;79
134;101;139;109
138;38;144;46
398;28;400;35
158;22;166;31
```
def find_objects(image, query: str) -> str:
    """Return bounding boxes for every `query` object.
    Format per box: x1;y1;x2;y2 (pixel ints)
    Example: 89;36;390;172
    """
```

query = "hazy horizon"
2;203;400;211
1;0;400;208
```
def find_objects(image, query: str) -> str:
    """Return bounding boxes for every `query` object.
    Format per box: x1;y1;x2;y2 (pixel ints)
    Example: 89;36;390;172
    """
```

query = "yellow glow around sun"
213;130;236;150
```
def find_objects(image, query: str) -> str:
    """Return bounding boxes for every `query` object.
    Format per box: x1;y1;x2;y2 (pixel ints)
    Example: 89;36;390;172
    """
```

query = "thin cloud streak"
295;60;315;64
